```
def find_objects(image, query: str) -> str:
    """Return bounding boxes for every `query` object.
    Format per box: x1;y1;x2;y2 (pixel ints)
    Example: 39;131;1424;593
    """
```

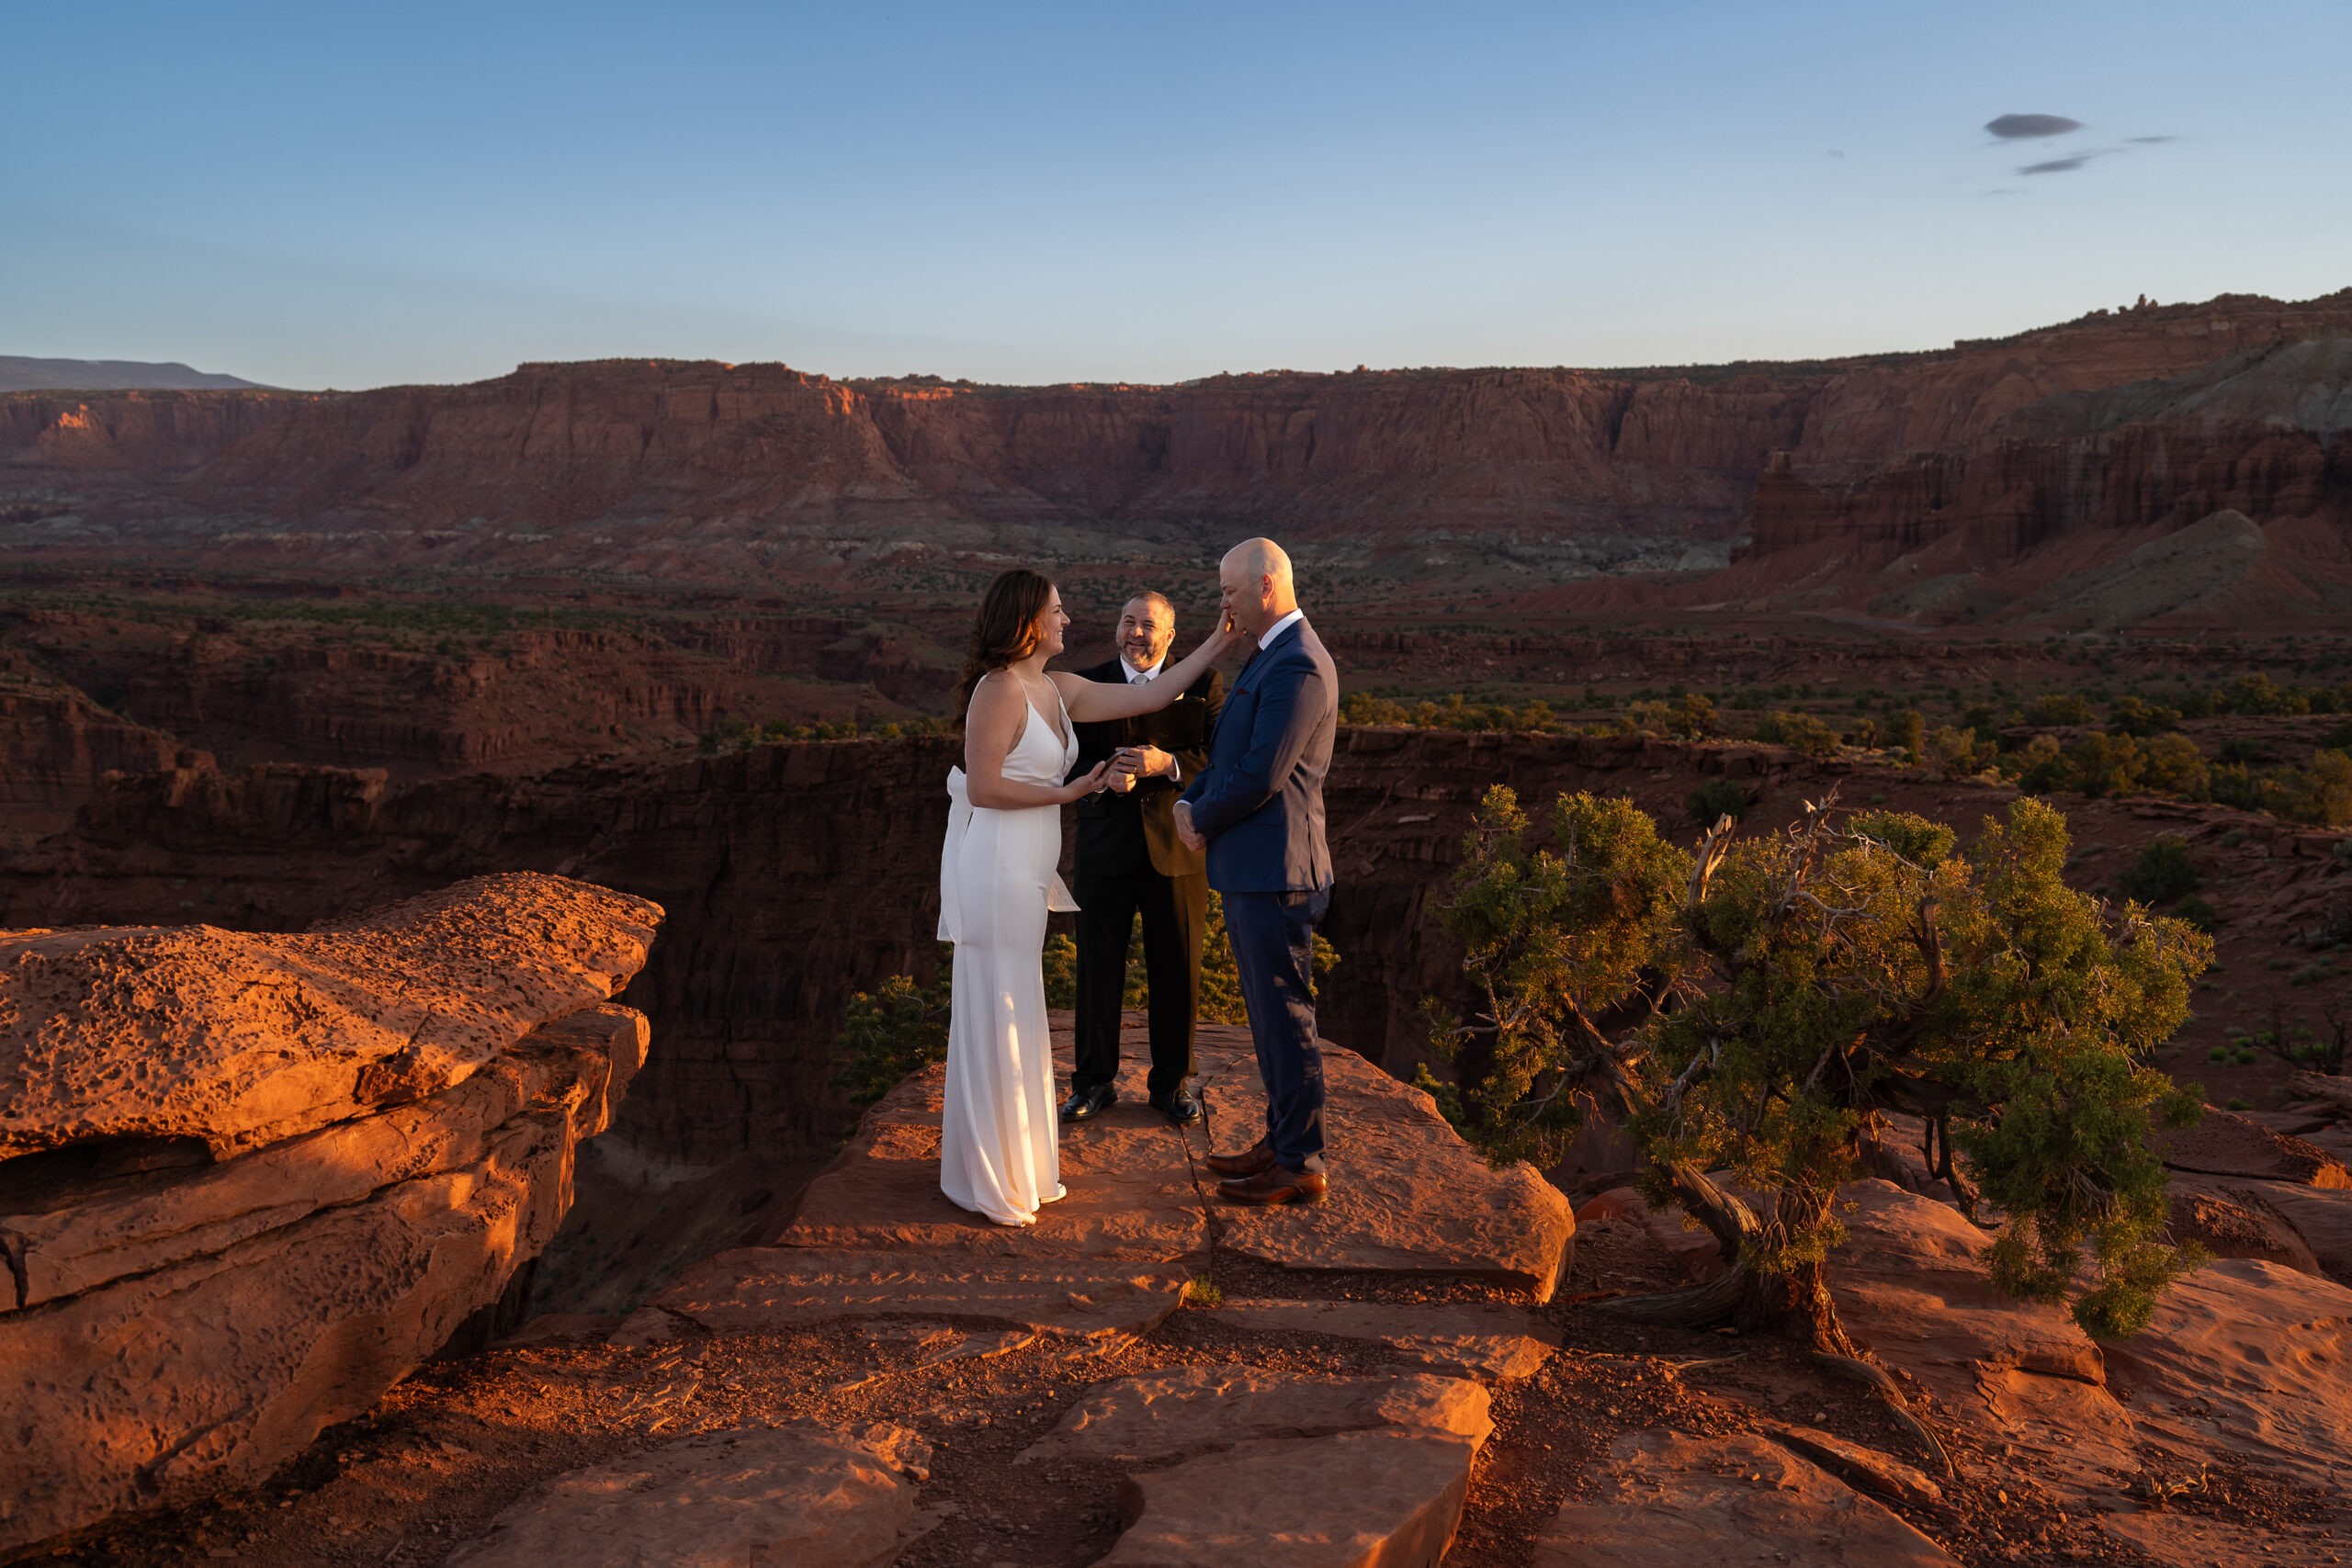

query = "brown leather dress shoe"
1204;1138;1275;1178
1217;1165;1328;1204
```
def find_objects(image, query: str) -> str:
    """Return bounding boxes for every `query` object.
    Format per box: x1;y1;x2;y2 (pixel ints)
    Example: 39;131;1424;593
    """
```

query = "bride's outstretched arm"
964;673;1109;808
1055;618;1238;723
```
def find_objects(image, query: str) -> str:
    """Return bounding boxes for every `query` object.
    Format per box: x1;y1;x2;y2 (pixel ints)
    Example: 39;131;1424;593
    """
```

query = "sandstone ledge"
0;882;662;1559
644;1021;1573;1353
0;871;662;1161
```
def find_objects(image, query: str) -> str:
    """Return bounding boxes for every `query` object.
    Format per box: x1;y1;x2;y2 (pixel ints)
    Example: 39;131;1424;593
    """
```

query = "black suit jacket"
1066;659;1224;880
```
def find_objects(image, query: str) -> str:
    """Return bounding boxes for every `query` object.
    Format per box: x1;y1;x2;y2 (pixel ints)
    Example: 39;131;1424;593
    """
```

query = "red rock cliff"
6;288;2349;614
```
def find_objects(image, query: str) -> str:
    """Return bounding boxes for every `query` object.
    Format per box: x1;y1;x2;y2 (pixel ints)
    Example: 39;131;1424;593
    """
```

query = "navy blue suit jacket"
1179;616;1337;894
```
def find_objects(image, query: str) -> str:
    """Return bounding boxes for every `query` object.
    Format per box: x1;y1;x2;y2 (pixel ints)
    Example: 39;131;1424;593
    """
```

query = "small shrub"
831;957;954;1109
2013;734;2070;794
1182;1275;1224;1308
1889;709;1927;758
2067;733;2146;798
2117;837;2200;906
2208;1045;2231;1063
2273;750;2352;828
2108;696;2182;738
2027;692;2096;726
1411;1062;1468;1131
1686;777;1750;826
2173;896;2220;933
2233;1049;2259;1066
2209;765;2266;813
1044;933;1080;1008
1926;726;1993;780
2229;673;2308;716
1757;711;1839;757
2139;733;2210;797
2226;1097;2252;1111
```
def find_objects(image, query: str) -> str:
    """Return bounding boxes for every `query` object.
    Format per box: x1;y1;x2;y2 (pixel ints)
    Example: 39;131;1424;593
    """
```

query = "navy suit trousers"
1222;886;1331;1174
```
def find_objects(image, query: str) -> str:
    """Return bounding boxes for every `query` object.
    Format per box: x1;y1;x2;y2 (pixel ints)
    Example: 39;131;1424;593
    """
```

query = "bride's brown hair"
955;568;1057;720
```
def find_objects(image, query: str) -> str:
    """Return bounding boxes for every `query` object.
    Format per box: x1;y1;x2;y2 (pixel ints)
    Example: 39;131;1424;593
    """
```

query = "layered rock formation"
7;290;2347;626
0;671;182;842
0;874;662;1557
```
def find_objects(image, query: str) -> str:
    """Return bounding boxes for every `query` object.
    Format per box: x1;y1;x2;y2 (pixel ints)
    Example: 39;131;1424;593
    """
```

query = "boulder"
1825;1180;2105;1401
1198;1032;1577;1299
2155;1108;2352;1188
0;885;660;1560
2165;1175;2324;1278
1102;1427;1481;1568
1532;1429;1957;1567
2101;1258;2352;1493
4;1005;646;1310
2233;1179;2352;1285
631;1248;1191;1343
1020;1363;1491;1462
443;1423;919;1568
0;872;661;1159
1212;1297;1558;1383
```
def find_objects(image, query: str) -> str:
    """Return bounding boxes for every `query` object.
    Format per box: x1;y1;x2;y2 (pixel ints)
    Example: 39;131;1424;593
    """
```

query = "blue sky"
6;1;2346;389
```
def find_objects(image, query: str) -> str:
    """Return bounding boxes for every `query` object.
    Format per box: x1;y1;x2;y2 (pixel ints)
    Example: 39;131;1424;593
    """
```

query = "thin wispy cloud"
1973;117;2177;186
2020;153;2100;175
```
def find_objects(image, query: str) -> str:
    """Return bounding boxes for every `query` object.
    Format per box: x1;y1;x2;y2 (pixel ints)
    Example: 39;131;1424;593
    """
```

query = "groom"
1174;537;1339;1205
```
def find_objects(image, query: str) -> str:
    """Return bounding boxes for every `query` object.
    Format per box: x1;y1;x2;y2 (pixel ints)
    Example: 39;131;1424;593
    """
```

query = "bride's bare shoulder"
967;669;1024;724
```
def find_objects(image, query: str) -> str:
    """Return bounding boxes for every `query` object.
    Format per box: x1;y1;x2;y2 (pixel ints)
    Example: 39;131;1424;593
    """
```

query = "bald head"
1217;536;1299;638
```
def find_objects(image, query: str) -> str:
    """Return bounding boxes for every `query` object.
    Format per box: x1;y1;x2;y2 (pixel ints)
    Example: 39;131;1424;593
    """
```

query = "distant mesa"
1984;113;2082;140
0;355;266;393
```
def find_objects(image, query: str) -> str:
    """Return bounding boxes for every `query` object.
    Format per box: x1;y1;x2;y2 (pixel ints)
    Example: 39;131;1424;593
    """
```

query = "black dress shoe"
1059;1083;1118;1122
1150;1089;1204;1128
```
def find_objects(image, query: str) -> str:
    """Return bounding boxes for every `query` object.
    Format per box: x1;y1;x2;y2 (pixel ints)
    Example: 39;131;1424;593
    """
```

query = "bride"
939;568;1234;1225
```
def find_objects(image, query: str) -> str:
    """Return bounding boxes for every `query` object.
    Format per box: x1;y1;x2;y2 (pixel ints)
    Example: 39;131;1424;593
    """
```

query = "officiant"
1059;592;1225;1128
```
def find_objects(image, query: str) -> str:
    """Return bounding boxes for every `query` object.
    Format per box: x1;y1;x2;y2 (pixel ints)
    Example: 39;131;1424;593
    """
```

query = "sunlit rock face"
0;874;662;1557
8;290;2347;621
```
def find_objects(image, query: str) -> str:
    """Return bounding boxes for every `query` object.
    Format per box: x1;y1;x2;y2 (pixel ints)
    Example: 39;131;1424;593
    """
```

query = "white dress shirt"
1123;655;1180;783
1258;608;1305;649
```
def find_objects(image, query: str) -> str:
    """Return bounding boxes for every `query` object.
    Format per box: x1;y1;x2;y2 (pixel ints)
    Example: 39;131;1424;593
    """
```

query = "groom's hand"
1173;800;1205;852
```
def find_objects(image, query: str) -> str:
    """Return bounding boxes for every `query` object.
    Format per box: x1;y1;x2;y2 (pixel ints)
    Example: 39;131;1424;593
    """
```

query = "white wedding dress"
936;676;1080;1225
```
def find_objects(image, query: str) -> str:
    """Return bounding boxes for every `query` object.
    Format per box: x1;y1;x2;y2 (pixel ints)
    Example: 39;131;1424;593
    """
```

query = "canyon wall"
12;290;2344;605
1751;329;2352;566
0;678;182;843
0;731;1826;1178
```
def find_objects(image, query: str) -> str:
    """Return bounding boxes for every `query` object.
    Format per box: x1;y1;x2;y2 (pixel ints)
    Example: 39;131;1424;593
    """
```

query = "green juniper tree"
1428;787;2210;1354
